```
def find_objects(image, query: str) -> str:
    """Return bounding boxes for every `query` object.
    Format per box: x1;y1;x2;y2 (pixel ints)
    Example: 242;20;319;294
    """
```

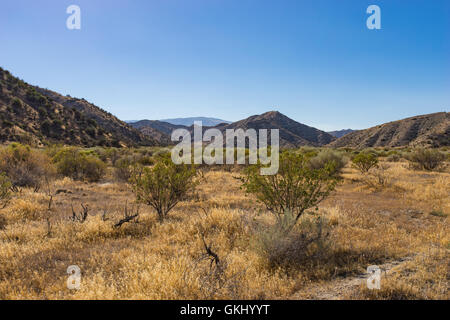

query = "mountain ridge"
328;112;449;148
160;117;231;127
328;129;354;138
131;111;336;147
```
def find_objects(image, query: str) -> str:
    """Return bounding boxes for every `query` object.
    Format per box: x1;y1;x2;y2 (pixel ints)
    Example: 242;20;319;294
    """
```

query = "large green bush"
351;152;378;174
407;148;445;171
309;149;348;177
130;155;199;222
53;147;106;182
241;151;337;228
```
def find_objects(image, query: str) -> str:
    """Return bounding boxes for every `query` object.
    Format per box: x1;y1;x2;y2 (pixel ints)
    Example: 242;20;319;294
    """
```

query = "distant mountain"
131;120;186;135
328;129;354;138
328;112;449;148
214;111;335;148
131;111;335;148
130;120;188;144
160;117;231;127
0;67;158;147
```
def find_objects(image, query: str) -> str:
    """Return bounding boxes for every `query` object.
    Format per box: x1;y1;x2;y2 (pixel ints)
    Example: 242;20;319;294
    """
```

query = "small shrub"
0;143;54;190
254;212;331;269
352;152;378;174
386;153;402;162
130;155;199;222
309;149;348;177
430;210;447;218
114;156;134;182
407;149;445;171
0;172;11;207
363;163;392;191
241;151;337;225
53;147;106;182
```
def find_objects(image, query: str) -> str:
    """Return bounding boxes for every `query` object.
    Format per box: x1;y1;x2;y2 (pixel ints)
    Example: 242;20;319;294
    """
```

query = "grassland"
0;147;448;299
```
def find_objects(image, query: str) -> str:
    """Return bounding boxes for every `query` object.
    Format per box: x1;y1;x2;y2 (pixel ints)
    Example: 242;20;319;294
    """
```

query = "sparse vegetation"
0;144;448;300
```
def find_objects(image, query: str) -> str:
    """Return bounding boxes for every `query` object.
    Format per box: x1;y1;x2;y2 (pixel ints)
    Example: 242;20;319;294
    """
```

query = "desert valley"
0;67;448;299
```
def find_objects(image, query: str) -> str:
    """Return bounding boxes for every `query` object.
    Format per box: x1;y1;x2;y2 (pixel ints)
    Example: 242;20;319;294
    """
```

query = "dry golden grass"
0;160;448;300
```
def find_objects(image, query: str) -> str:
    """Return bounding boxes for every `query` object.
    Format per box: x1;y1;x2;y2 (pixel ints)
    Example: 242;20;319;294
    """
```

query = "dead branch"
201;234;221;270
113;202;140;229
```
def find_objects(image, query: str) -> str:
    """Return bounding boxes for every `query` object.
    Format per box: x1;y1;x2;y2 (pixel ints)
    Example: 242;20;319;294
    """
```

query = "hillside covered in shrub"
0;67;159;147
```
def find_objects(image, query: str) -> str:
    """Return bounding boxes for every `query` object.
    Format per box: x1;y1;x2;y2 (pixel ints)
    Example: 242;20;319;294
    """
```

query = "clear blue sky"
0;0;449;130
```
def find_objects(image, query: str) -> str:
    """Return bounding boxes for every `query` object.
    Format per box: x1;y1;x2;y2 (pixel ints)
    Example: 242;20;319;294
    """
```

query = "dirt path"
291;255;416;300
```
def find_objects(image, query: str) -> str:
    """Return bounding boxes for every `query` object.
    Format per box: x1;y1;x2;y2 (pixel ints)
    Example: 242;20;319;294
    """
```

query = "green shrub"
241;151;337;227
386;153;402;162
309;149;348;177
53;147;106;182
351;152;378;174
297;146;319;158
114;156;135;182
407;149;445;171
130;155;199;222
0;143;54;190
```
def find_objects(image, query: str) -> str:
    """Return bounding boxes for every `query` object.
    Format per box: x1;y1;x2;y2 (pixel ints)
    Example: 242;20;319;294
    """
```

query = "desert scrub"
362;163;392;191
253;210;332;270
309;149;348;177
52;147;106;182
130;154;199;222
241;151;337;225
406;148;445;171
351;152;378;174
114;156;135;182
0;143;54;191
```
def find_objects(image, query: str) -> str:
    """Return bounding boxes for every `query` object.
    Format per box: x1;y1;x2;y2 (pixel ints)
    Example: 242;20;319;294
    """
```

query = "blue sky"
0;0;449;130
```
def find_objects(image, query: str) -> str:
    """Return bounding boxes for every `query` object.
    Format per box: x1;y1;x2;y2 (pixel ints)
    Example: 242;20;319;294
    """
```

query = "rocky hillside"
328;112;449;148
0;67;158;147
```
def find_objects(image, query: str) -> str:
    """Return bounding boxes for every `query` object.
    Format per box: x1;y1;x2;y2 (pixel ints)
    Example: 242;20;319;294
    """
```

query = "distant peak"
260;111;284;118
